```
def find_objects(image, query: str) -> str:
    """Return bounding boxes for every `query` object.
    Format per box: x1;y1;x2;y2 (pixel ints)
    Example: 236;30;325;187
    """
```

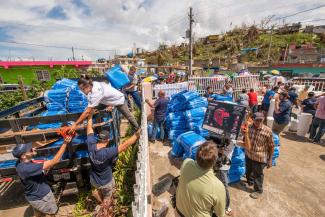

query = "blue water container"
187;97;208;109
105;65;130;89
177;131;206;160
211;94;233;102
171;141;184;158
273;133;280;146
185;107;207;119
180;91;200;102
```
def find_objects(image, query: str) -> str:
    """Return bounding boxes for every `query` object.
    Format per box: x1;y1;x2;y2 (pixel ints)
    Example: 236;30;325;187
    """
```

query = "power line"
0;40;117;52
274;4;325;21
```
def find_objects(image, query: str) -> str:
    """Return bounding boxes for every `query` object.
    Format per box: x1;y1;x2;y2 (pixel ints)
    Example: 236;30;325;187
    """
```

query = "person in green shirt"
176;141;226;217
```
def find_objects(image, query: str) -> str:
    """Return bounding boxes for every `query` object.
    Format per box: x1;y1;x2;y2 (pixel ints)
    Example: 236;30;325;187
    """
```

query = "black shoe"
149;139;156;143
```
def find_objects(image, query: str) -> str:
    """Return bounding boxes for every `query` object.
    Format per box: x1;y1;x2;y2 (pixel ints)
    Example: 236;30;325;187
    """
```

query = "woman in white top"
70;75;139;132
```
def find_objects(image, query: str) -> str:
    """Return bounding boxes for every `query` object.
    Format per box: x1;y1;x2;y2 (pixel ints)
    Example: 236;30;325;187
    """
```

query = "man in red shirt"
248;88;258;114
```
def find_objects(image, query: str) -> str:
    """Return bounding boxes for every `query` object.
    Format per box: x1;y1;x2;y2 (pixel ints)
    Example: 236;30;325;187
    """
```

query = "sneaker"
149;139;156;143
249;192;262;199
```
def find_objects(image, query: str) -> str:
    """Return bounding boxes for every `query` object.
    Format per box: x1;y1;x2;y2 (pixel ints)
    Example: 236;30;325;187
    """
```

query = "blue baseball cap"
12;143;33;158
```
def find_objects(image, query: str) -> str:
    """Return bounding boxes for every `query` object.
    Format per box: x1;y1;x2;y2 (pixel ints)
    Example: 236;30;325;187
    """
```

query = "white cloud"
0;0;324;60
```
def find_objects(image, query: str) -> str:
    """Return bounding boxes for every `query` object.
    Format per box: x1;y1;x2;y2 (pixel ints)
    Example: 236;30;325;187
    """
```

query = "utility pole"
72;47;75;61
267;26;274;64
189;7;194;76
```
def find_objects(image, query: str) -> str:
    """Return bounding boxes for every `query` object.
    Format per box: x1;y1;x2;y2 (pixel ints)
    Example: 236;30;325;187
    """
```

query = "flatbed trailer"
0;96;121;197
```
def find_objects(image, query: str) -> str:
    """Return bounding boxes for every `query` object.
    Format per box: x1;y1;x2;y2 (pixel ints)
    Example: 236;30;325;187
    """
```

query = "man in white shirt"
70;75;139;132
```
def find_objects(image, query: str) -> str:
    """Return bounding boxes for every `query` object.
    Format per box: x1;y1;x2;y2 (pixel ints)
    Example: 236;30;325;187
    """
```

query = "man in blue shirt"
13;136;73;216
145;90;170;142
301;92;317;117
273;92;292;134
262;86;279;113
288;87;298;107
86;112;140;203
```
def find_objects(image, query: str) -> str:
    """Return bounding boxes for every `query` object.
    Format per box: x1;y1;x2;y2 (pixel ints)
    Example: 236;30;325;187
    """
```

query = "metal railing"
188;76;226;95
292;78;325;91
132;85;150;217
153;81;190;98
152;75;270;99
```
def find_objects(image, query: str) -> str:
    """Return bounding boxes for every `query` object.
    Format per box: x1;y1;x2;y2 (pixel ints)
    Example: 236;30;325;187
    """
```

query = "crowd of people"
173;81;325;217
11;68;325;217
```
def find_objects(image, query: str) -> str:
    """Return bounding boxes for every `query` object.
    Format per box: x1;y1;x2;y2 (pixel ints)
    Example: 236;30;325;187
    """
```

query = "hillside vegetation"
140;25;325;66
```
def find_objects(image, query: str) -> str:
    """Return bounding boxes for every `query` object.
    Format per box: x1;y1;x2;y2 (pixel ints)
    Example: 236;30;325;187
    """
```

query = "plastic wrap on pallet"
193;127;210;139
44;89;68;104
52;78;77;90
169;120;188;130
177;131;206;160
35;110;67;129
171;141;185;158
187;120;204;130
211;94;233;102
168;129;188;141
228;146;245;184
46;102;66;111
185;107;207;119
179;91;200;102
186;97;208;109
171;90;188;101
147;122;161;138
167;111;186;122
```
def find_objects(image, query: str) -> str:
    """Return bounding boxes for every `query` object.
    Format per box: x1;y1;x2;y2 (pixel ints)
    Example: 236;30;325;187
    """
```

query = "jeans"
309;117;325;142
127;91;142;110
216;170;230;209
116;102;140;130
152;119;165;140
250;104;258;114
245;157;266;193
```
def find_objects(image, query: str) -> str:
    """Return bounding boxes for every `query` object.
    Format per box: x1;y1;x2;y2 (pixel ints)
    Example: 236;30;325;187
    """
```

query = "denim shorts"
28;191;58;215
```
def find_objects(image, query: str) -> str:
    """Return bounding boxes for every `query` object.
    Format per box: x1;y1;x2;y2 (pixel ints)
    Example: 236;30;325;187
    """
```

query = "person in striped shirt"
238;112;274;199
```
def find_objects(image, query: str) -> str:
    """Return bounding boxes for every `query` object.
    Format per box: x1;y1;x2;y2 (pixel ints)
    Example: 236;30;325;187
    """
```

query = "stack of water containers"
272;133;280;166
167;91;209;158
29;79;89;130
228;146;246;183
176;131;207;159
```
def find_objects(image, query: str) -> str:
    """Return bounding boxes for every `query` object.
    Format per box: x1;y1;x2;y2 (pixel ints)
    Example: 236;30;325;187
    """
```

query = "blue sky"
0;0;324;60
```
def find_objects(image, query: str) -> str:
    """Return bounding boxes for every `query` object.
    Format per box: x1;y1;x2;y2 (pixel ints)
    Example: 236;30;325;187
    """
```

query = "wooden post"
18;76;27;100
18;76;28;100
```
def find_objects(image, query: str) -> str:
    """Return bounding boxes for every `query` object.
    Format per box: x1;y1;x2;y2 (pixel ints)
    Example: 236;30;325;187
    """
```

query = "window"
35;70;50;81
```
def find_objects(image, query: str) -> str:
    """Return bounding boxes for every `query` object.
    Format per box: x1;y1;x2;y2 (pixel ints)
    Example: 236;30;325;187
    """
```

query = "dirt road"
1;132;324;217
150;132;325;217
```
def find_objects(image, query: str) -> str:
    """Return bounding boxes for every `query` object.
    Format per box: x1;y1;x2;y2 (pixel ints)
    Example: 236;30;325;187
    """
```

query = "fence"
153;81;190;98
132;85;151;217
292;78;325;91
152;75;268;99
187;76;226;95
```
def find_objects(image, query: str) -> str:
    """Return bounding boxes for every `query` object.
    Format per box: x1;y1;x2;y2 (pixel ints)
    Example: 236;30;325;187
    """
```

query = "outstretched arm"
118;130;141;153
43;136;73;170
145;99;154;108
87;111;94;135
70;107;93;132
